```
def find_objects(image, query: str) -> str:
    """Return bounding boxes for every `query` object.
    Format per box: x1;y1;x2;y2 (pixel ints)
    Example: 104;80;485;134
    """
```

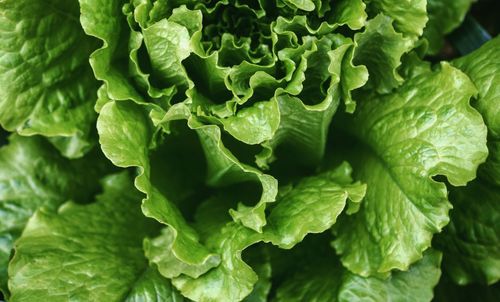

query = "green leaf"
125;265;186;302
0;135;106;296
0;0;99;157
423;0;474;55
189;119;278;232
434;37;500;286
437;181;500;285
242;247;272;302
367;0;428;38
282;0;316;11
353;14;413;93
256;35;366;168
333;0;367;30
263;162;366;249
173;223;262;302
97;100;220;278
275;246;442;302
142;19;191;89
8;172;166;301
453;37;500;186
167;162;363;301
221;100;280;145
333;63;488;277
79;0;145;103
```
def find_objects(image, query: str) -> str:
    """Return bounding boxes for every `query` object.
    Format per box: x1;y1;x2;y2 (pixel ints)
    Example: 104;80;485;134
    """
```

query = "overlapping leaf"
8;172;178;301
435;37;500;286
333;63;488;277
0;0;100;157
0;136;107;296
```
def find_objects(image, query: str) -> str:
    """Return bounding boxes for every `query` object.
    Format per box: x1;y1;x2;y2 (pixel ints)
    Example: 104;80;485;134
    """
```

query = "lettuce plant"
0;0;498;301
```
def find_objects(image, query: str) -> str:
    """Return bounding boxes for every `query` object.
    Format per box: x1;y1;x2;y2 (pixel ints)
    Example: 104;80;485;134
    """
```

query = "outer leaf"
275;248;442;302
8;172;168;301
0;0;99;157
454;37;500;185
437;181;500;285
333;63;488;276
435;37;500;285
423;0;474;55
0;135;105;296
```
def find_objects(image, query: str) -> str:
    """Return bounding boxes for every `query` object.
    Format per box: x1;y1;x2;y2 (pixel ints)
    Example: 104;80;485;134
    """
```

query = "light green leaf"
142;19;191;89
263;162;366;249
97;100;220;278
435;37;500;286
256;35;363;168
79;0;145;103
0;0;99;157
169;162;363;302
333;63;488;277
423;0;474;55
367;0;428;38
282;0;315;11
8;172;164;301
453;37;500;185
125;265;185;302
353;14;413;93
221;100;280;145
0;135;106;296
173;223;262;302
333;0;367;30
190;120;278;232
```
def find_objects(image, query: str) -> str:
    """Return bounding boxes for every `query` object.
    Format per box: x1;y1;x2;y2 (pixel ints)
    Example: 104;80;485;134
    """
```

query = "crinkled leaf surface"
366;0;428;38
172;222;262;302
437;181;500;285
435;37;500;286
353;14;412;93
454;37;500;185
124;265;185;302
0;135;106;296
0;0;99;157
263;162;366;248
8;172;172;301
333;63;488;277
164;162;364;301
274;235;442;302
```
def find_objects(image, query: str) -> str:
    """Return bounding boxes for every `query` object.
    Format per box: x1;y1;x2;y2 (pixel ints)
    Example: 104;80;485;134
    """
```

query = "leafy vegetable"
0;0;498;301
